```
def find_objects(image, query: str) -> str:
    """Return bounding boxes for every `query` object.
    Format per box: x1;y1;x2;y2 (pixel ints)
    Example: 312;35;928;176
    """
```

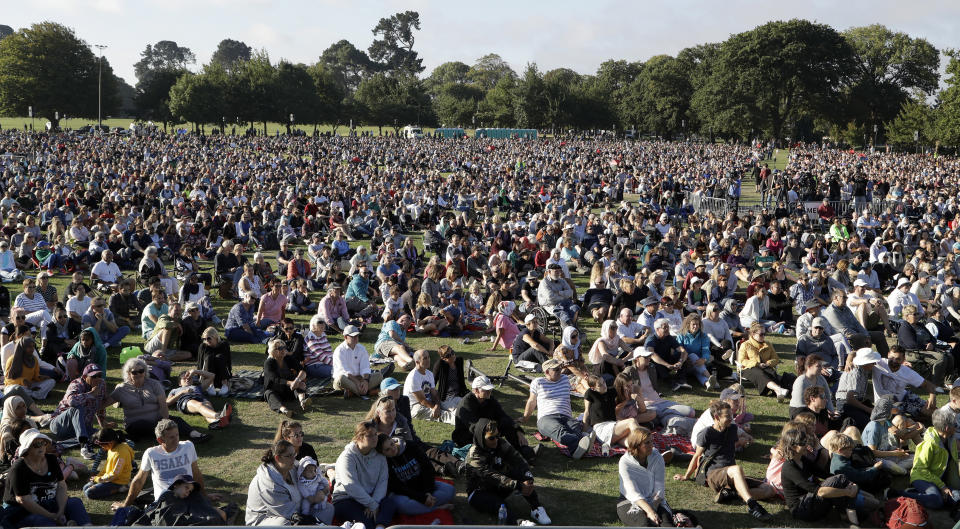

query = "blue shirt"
377;320;405;349
345;274;369;302
225;302;256;331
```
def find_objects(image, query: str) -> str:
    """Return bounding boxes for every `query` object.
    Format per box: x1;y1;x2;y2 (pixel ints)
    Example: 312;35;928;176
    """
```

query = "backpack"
884;496;929;529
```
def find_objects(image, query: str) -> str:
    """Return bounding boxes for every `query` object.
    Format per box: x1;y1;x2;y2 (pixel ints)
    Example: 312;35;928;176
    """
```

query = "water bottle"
498;503;508;525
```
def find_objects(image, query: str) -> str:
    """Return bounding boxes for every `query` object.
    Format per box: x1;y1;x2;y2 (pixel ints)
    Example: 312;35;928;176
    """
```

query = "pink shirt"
258;293;287;322
493;314;520;349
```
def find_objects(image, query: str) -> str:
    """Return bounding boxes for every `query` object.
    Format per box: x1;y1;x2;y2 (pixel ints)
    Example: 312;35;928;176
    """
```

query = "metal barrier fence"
684;191;729;217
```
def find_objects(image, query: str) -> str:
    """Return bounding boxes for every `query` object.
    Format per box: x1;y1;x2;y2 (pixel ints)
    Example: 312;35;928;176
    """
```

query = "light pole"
94;44;107;131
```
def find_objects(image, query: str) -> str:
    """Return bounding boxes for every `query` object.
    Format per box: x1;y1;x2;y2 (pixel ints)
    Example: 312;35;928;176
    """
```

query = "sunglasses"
89;373;103;378
131;369;145;375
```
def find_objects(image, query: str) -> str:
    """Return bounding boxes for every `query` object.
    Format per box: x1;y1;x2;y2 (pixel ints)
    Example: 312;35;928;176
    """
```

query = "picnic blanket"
534;428;694;458
228;369;334;400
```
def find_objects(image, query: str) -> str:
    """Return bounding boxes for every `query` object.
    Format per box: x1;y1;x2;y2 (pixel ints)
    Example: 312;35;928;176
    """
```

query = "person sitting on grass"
333;325;383;399
196;327;232;397
737;321;794;402
465;418;551;525
143;302;192;362
112;419;219;511
245;439;308;526
582;374;643;452
522;358;596;460
377;434;456;515
778;428;879;527
404;350;457;425
332;421;396;529
900;407;960;510
861;396;913;474
49;363;109;460
674;400;775;522
63;327;107;379
83;428;134;500
167;369;233;430
617;427;693;527
872;344;940;421
263;339;310;418
828;432;891;495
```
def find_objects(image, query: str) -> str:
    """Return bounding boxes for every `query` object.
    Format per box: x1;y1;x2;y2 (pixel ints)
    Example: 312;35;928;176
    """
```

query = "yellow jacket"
738;338;780;370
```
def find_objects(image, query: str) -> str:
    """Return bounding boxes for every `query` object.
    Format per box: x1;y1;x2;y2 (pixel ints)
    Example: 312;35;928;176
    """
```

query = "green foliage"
629;54;693;137
0;25;12;40
467;54;516;90
433;82;484;127
843;24;940;142
134;68;184;124
514;63;547;129
319;39;374;94
167;70;225;127
424;61;471;95
885;99;933;147
134;40;195;82
210;38;252;73
476;75;516;127
694;19;854;140
935;50;960;147
369;10;424;75
354;73;430;132
0;21;118;127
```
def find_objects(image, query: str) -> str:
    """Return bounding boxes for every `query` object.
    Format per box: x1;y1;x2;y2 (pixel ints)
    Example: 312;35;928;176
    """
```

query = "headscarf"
66;327;108;372
7;337;37;380
498;300;516;317
0;396;26;430
561;326;580;350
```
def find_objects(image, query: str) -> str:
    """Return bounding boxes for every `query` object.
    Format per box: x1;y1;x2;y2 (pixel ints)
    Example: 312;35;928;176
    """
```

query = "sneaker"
218;385;229;397
747;501;773;522
518;520;537;526
714;487;738;504
777;388;789;403
80;444;96;460
530;506;552;525
678;382;693;390
380;362;395;379
706;374;718;390
572;431;596;459
672;382;685;392
721;349;734;361
279;407;294;417
299;397;312;412
206;385;218;397
38;414;53;428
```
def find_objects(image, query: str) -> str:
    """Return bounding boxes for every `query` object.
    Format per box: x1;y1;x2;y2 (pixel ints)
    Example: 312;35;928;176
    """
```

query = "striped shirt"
530;375;572;419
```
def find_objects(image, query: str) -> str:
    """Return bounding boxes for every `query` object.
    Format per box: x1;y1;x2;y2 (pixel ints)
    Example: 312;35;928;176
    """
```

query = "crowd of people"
0;128;960;527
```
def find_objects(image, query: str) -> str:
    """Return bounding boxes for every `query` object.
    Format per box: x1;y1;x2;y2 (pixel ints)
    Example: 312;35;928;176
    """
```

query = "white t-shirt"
141;441;198;501
66;295;92;317
617;321;644;340
91;260;122;282
529;375;572;419
403;369;436;404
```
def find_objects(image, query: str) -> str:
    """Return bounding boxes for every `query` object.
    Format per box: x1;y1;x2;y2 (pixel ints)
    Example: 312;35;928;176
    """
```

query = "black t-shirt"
613;289;646;313
4;453;63;505
694;423;737;474
296;441;318;462
584;388;617;425
780;457;824;510
513;328;546;356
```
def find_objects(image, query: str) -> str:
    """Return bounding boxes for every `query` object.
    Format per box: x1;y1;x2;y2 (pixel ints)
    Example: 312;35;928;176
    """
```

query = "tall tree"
693;19;854;140
843;24;939;142
542;68;580;131
885;99;933;149
306;63;346;131
231;51;278;133
936;50;960;148
476;75;517;127
425;61;470;95
0;22;117;129
276;61;321;133
631;55;693;137
369;10;424;75
514;63;547;129
168;71;225;129
468;53;516;90
433;82;484;127
0;25;13;40
319;40;373;93
134;69;182;125
354;72;428;133
210;38;252;73
134;40;195;82
594;59;643;128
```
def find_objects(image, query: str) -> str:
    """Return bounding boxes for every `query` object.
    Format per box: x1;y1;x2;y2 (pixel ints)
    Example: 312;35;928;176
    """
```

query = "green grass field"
24;148;936;528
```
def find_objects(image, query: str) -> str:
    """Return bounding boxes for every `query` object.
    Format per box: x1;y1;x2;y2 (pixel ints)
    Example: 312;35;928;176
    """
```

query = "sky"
6;0;960;85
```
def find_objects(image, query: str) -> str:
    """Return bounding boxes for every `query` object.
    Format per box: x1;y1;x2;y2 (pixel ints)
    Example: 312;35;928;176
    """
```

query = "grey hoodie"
245;462;302;526
332;440;388;510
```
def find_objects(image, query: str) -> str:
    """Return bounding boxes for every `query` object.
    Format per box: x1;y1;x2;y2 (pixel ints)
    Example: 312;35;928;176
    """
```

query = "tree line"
0;16;959;147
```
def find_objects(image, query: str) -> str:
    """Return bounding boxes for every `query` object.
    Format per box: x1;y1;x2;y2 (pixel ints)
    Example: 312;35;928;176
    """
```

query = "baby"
297;457;334;524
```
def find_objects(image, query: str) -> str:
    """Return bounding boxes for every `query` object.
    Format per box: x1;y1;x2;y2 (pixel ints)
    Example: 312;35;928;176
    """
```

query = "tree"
306;63;346;131
276;61;321;133
210;38;252;73
542;68;580;130
134;69;183;126
425;61;470;95
134;40;195;82
319;40;373;93
631;55;693;137
594;59;643;128
354;72;428;133
231;51;278;133
0;22;117;129
514;63;547;129
693;19;854;140
885;99;933;149
0;25;12;40
843;24;939;143
433;82;484;127
468;53;516;90
935;50;960;148
168;71;225;129
115;78;136;116
369;10;424;75
477;75;517;127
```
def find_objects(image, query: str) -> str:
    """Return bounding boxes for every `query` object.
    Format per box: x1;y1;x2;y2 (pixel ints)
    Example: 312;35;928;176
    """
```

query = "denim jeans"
100;325;131;347
333;496;397;527
225;326;270;343
537;413;584;447
83;480;125;499
304;363;332;379
391;480;456;514
15;497;91;526
903;479;956;510
49;407;93;444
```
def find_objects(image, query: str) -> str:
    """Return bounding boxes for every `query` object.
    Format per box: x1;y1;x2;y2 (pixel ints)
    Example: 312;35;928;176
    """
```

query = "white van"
402;125;423;138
